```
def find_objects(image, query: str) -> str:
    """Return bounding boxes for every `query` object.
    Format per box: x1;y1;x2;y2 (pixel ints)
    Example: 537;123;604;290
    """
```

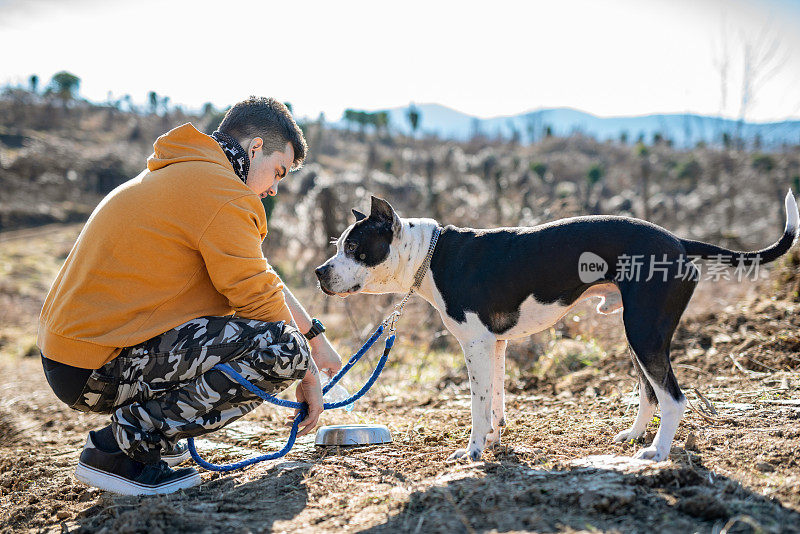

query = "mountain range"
339;103;800;148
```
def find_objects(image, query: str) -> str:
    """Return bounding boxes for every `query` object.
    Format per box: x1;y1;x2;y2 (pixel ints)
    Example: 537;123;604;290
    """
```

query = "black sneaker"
162;441;191;467
74;431;201;495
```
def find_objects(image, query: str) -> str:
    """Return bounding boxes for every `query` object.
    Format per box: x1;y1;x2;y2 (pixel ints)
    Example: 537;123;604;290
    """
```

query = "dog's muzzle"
315;265;336;295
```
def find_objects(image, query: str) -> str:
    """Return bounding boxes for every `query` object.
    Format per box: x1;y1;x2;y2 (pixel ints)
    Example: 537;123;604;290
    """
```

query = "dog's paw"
613;428;643;443
447;448;483;462
633;445;668;462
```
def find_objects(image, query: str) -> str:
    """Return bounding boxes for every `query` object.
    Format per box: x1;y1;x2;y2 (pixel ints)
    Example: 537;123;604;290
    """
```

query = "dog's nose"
315;265;330;279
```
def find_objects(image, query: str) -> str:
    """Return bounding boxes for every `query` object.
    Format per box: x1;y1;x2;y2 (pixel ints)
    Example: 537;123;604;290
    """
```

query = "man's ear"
352;209;367;222
247;137;263;159
370;196;402;237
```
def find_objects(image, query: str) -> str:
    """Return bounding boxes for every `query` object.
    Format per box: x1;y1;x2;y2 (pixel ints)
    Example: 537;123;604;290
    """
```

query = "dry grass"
1;221;799;533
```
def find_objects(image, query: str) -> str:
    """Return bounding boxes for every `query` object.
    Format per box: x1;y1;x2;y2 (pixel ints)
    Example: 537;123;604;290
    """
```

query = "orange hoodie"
38;123;292;369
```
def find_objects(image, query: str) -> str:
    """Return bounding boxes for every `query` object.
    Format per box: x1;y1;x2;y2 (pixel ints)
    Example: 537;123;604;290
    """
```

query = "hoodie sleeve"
197;196;293;324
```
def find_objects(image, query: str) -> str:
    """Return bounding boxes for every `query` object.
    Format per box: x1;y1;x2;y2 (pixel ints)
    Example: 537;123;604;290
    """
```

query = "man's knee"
247;322;311;381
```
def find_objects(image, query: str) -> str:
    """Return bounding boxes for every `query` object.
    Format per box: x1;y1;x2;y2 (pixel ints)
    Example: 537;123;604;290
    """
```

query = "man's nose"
315;265;331;279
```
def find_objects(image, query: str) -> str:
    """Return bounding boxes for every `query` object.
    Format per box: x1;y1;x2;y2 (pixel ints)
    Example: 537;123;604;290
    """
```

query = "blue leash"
187;324;396;471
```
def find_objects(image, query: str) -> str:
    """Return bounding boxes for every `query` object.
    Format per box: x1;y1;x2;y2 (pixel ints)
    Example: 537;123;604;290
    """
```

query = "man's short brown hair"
219;96;307;170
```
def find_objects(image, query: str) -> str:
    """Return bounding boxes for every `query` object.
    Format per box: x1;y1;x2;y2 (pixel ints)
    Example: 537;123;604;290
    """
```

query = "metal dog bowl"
315;424;392;446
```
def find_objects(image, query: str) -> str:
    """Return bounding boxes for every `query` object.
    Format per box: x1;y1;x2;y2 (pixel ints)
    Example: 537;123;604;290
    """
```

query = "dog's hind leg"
634;362;685;461
448;331;495;461
618;274;696;461
485;340;507;448
613;351;658;442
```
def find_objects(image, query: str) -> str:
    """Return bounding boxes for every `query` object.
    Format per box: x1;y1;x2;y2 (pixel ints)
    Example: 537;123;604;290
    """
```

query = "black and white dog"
316;193;799;462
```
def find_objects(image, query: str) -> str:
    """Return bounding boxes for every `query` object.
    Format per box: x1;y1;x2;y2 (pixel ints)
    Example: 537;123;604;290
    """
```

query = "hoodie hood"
147;123;232;173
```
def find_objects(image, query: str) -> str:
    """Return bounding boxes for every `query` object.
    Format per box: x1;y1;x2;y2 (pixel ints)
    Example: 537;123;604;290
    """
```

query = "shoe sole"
74;462;201;496
162;448;192;467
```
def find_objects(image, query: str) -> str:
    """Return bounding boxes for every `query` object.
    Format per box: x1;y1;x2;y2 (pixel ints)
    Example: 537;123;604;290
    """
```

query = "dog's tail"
679;189;799;266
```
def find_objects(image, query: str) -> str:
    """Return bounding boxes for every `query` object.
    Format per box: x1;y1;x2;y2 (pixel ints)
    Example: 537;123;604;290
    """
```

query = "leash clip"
382;290;413;333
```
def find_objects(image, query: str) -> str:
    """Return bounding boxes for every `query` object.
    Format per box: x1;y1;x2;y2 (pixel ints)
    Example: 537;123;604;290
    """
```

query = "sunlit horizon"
2;0;800;123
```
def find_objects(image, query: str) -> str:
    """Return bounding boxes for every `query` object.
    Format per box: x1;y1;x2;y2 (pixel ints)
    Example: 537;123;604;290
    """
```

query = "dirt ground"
1;225;799;534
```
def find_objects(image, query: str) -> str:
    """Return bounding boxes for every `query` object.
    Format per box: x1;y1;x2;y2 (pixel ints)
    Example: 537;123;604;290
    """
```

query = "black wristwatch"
304;318;326;340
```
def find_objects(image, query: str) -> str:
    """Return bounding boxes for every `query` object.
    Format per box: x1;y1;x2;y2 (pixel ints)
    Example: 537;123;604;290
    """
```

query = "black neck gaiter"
211;130;250;183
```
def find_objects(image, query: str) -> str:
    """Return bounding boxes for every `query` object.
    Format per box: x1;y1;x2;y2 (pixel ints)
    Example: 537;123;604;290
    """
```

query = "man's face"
246;139;294;198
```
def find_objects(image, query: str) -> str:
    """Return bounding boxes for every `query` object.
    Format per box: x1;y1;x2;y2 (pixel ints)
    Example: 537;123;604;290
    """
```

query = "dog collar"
411;226;441;289
383;226;442;333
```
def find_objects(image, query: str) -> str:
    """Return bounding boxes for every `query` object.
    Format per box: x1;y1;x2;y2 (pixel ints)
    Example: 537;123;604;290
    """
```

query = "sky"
1;0;800;122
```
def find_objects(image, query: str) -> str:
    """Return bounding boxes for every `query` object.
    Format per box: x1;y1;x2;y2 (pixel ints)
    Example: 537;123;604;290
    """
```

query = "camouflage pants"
71;316;310;464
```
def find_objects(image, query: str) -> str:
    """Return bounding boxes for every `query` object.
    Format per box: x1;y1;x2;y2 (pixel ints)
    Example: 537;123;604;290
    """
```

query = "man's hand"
290;358;323;436
309;335;343;376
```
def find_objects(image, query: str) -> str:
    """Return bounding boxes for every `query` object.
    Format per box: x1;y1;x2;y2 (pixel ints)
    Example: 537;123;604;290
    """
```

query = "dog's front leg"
448;335;495;461
485;340;507;448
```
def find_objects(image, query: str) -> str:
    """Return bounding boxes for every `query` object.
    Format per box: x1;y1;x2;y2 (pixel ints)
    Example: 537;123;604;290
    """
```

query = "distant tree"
544;125;553;138
122;94;134;113
751;153;775;173
507;120;521;145
586;164;604;187
792;175;800;195
529;161;547;179
203;105;229;134
354;110;368;135
636;142;651;220
373;111;390;135
148;91;159;114
652;132;663;145
585;164;604;212
49;71;80;102
425;157;441;219
619;131;628;145
407;104;420;137
343;109;357;132
492;168;504;224
161;95;170;115
308;111;326;163
675;157;703;189
29;74;39;94
721;132;732;149
262;195;277;225
480;155;503;223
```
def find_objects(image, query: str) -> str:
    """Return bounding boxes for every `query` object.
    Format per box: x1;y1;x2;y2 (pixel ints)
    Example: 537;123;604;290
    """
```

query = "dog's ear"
352;209;367;222
370;196;402;237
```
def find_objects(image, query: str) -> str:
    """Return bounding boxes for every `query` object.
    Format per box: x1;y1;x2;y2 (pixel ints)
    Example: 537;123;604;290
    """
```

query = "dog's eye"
346;242;358;253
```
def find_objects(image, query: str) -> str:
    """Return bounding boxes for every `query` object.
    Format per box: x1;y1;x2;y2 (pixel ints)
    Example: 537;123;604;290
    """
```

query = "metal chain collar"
382;226;441;332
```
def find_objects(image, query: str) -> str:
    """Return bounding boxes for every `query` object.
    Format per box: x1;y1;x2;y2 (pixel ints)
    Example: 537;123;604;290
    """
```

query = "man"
38;97;341;495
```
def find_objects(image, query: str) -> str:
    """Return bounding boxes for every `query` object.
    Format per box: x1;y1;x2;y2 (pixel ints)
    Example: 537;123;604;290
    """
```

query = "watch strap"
304;318;325;340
